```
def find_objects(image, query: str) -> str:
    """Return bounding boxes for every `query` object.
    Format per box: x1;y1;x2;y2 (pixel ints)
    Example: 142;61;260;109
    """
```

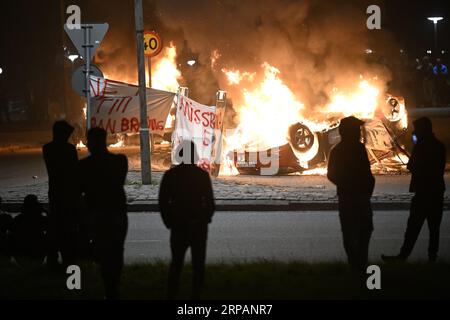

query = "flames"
82;43;406;176
222;63;383;152
326;79;381;120
218;61;405;176
223;63;305;151
150;43;181;92
102;42;181;91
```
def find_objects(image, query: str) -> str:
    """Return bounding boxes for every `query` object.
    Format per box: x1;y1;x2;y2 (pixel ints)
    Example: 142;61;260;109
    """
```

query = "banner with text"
172;95;216;172
89;76;175;135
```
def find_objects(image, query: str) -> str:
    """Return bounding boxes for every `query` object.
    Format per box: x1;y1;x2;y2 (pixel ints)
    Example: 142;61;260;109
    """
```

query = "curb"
3;201;450;213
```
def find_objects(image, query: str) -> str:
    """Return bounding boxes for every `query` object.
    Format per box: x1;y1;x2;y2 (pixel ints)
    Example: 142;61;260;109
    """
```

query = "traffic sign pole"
134;0;152;185
143;30;162;160
147;55;155;154
64;22;108;133
147;56;152;88
82;25;93;131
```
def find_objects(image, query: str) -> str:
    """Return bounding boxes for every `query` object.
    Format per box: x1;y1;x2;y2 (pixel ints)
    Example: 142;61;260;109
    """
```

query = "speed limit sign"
143;31;162;57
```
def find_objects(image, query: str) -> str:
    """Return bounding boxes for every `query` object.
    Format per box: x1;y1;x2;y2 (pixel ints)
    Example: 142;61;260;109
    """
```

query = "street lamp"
187;59;196;67
427;17;444;56
68;54;79;62
0;67;3;75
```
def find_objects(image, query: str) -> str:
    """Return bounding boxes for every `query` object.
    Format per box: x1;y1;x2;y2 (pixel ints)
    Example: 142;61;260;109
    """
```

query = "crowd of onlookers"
0;122;215;300
1;115;447;300
390;54;450;108
414;56;449;107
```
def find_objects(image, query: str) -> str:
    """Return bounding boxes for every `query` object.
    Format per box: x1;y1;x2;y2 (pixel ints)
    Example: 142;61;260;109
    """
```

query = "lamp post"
427;17;444;56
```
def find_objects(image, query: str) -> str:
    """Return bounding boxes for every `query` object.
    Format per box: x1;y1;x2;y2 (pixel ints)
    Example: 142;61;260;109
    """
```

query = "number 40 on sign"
143;31;162;57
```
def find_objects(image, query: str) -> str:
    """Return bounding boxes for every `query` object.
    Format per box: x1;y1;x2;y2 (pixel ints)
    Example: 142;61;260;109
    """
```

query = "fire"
150;43;181;92
219;62;306;176
76;140;86;149
302;167;328;175
223;62;305;151
221;68;256;85
76;106;87;149
218;61;406;176
210;49;221;69
109;135;125;148
102;42;182;92
325;79;380;120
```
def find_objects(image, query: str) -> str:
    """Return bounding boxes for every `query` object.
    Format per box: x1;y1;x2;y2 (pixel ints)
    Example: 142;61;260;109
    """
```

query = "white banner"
172;95;216;171
89;76;175;135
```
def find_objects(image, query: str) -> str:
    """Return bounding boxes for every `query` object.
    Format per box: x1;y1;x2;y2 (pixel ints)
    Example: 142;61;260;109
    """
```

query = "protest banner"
89;76;175;136
172;94;216;172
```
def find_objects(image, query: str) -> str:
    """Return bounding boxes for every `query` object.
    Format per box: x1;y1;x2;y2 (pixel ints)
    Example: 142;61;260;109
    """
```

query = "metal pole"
147;55;154;153
59;0;67;119
147;56;152;88
83;25;93;131
211;90;227;177
434;23;438;57
171;87;188;166
134;0;151;184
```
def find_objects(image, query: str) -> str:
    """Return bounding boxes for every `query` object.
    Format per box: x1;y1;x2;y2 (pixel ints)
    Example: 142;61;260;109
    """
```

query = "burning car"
231;95;410;175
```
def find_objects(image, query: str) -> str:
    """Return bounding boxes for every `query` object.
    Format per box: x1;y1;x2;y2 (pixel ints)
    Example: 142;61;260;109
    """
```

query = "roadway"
124;211;450;263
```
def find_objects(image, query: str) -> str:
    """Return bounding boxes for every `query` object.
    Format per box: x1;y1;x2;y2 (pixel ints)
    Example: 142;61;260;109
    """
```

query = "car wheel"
287;122;320;163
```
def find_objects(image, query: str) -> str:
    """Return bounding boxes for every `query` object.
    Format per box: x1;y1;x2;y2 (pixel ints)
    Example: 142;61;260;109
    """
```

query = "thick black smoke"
158;0;396;118
85;0;398;123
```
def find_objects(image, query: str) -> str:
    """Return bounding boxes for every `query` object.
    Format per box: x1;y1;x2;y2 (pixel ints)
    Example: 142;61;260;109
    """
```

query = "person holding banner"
159;140;215;300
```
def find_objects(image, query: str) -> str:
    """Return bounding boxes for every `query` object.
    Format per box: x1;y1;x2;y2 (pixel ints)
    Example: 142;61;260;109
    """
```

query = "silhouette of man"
43;120;79;268
159;140;215;299
0;197;13;263
10;195;48;267
79;127;128;299
382;117;446;263
327;116;375;273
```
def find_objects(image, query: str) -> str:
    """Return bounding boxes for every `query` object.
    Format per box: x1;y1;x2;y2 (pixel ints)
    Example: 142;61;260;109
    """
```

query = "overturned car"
232;95;410;175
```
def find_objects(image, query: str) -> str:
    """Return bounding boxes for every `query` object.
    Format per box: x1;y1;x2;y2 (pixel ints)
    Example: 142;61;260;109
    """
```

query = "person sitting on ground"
10;195;49;267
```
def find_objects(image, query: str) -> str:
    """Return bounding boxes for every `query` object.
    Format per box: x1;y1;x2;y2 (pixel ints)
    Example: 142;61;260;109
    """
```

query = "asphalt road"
1;147;450;194
124;211;450;264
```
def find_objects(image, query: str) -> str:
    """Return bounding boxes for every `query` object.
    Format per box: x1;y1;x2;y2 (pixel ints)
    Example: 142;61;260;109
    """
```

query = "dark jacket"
11;208;48;259
79;152;128;220
408;134;446;193
327;141;375;198
43;140;79;202
159;164;215;228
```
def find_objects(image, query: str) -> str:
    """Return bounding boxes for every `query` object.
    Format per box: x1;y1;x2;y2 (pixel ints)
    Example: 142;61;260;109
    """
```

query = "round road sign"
71;64;104;97
144;31;162;57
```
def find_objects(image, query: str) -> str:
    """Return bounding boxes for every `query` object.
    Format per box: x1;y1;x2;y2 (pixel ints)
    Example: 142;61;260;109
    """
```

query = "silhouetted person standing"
79;128;128;299
382;117;446;263
43;120;79;268
10;195;48;267
0;197;13;263
327;116;375;273
159;140;215;299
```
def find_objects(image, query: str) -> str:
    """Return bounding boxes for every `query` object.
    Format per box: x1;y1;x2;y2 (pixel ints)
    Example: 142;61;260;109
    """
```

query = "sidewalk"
2;171;449;212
